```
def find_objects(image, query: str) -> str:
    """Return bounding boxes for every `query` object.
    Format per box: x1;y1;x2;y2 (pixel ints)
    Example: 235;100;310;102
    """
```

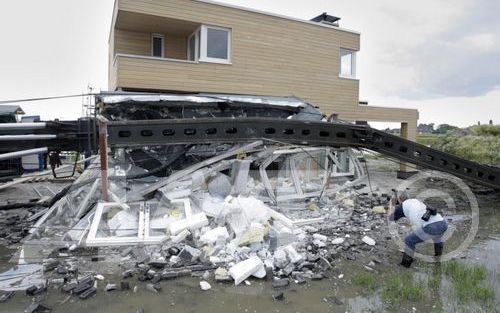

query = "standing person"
388;191;448;268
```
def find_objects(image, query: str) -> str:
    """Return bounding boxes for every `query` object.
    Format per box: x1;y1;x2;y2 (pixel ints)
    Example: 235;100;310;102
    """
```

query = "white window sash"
187;27;201;61
339;48;356;79
199;25;231;64
151;33;165;58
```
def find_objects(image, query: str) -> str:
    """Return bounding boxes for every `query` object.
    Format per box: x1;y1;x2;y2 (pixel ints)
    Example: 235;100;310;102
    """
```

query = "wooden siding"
114;55;360;114
111;0;362;110
109;0;419;141
115;30;188;60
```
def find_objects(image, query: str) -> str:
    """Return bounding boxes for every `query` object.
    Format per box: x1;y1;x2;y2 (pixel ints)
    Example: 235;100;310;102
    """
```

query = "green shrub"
471;125;500;137
431;133;500;164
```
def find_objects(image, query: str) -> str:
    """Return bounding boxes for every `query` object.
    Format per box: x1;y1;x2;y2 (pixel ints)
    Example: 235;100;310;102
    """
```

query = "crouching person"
388;191;448;268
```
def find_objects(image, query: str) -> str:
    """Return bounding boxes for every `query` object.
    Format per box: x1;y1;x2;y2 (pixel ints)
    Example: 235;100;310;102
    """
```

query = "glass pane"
340;49;353;76
189;35;196;61
96;204;139;238
295;152;327;194
148;201;183;237
152;36;163;57
206;28;228;59
197;30;201;59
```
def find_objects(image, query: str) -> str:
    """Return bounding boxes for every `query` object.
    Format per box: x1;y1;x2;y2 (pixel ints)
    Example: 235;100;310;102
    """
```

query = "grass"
443;261;495;304
351;272;377;291
382;272;425;304
417;134;440;146
427;271;441;290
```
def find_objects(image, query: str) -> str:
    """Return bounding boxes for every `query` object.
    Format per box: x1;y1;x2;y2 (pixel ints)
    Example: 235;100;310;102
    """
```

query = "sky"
0;0;499;128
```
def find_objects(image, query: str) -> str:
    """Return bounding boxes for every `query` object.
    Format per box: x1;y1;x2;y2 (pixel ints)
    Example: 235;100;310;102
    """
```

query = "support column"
97;116;109;202
398;119;418;178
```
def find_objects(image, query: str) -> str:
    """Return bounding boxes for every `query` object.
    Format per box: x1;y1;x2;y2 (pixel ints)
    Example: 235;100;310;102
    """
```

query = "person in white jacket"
388;191;448;268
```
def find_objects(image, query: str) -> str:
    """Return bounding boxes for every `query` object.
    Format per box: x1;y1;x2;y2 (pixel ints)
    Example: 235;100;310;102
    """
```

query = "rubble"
0;121;403;303
24;302;52;313
214;267;232;282
228;256;266;286
361;236;376;246
199;281;211;290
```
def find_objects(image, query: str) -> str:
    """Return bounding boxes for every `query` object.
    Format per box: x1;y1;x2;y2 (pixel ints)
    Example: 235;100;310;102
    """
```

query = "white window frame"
151;33;165;58
199;25;231;64
339;48;357;79
187;27;201;62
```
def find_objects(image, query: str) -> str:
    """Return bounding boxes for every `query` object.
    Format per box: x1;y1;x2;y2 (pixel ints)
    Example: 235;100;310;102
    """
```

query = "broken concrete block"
273;248;289;269
73;282;92;295
228;256;266;286
342;198;354;207
94;274;105;281
231;159;251;195
171;229;190;244
208;174;232;198
214;267;232;282
313;240;327;248
161;271;178;280
294;274;307;285
200;194;225;218
238;223;266;246
312;234;327;242
105;283;118;292
62;282;77;293
199;227;229;245
281;263;295;276
362;236;376;246
169;212;208;236
372;206;386;214
269;220;297;248
331;238;345;245
167;247;180;256
178;245;202;263
199;281;211;291
79;287;97;300
283;245;303;264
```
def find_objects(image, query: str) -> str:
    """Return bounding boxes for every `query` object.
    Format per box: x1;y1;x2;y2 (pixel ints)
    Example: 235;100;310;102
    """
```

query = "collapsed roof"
96;92;324;122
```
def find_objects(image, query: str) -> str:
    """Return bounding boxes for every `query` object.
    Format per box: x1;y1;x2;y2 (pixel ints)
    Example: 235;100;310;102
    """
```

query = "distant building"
417;123;434;134
0;105;24;123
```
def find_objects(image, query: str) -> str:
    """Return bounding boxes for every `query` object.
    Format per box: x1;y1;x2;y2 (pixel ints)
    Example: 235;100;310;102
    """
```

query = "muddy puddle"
0;198;498;313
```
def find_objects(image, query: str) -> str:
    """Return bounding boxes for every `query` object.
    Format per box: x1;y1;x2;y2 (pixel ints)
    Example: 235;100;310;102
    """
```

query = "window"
206;27;229;59
188;30;200;61
151;33;165;58
340;48;356;78
188;25;231;64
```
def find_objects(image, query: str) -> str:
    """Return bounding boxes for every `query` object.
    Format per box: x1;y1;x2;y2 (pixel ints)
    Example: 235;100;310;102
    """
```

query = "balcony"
110;10;237;91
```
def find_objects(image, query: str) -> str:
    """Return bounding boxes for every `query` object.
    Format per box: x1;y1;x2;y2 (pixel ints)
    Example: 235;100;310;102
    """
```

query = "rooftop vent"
310;12;341;26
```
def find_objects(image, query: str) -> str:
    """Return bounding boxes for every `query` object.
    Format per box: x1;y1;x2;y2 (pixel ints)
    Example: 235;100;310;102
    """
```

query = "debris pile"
0;95;396;304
